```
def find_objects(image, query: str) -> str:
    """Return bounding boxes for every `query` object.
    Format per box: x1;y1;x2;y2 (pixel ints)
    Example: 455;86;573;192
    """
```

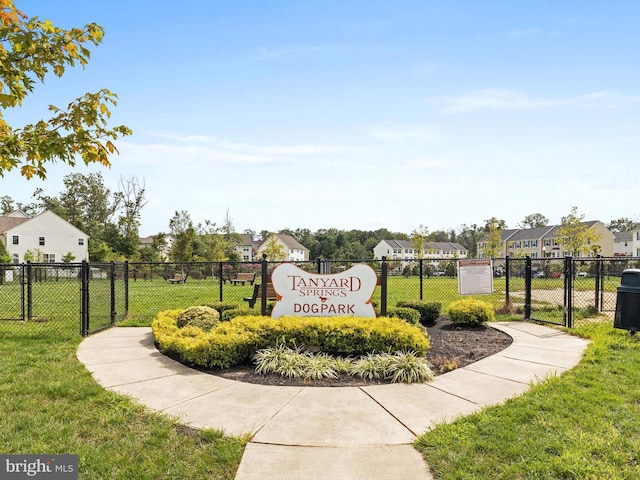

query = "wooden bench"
243;283;277;308
230;272;257;286
222;272;236;284
168;273;187;284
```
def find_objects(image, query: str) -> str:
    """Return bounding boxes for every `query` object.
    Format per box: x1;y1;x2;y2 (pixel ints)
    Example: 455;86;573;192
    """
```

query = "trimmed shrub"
447;298;495;325
222;308;256;322
175;305;220;331
396;300;442;325
207;301;241;316
387;307;420;324
152;311;430;369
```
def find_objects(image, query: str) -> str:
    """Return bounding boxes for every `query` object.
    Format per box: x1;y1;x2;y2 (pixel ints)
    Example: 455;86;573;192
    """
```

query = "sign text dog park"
270;263;377;318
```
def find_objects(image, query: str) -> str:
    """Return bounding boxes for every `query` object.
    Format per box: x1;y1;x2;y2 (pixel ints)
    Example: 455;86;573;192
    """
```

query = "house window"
78;238;84;246
12;235;18;245
44;254;55;263
532;240;537;247
12;253;19;264
524;240;530;248
531;252;537;258
515;241;521;248
544;239;551;247
39;236;45;246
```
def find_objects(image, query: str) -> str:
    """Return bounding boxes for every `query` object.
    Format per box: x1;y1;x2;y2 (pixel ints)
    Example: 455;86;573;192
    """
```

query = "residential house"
0;210;89;263
613;225;640;257
139;234;174;260
373;239;468;261
234;233;259;261
256;233;310;262
477;221;614;258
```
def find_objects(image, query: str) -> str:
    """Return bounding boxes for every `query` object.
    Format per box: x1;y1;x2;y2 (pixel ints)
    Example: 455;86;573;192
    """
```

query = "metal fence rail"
1;256;635;337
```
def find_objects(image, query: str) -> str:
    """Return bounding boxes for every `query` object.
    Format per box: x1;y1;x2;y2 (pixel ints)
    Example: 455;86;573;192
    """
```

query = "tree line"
4;173;636;263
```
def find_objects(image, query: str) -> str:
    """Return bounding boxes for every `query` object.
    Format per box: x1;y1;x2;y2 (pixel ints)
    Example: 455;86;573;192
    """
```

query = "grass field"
0;329;245;479
0;267;629;478
1;273;618;333
415;322;640;479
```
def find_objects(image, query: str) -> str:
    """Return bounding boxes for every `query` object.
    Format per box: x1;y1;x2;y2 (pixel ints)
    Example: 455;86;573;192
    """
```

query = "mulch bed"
167;319;513;388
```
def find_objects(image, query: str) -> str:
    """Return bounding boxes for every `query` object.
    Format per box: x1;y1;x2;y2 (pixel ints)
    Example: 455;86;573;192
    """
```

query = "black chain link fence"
1;256;636;337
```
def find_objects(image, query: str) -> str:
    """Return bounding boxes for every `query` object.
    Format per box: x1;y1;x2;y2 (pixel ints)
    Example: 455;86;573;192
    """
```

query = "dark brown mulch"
167;319;513;388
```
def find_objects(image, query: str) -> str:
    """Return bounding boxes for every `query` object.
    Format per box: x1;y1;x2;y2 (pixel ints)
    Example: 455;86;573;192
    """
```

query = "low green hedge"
152;310;430;369
447;298;495;325
396;300;442;324
386;306;421;324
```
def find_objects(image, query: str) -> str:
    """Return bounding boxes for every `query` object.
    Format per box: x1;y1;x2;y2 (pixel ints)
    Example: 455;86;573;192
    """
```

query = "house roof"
614;231;633;242
425;241;467;251
382;239;413;249
1;210;89;238
381;239;466;251
542;220;601;239
0;215;30;233
507;226;555;241
480;221;606;243
276;233;309;252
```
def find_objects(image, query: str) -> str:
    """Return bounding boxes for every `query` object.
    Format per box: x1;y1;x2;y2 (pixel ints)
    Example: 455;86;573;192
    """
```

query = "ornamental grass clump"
350;353;390;380
386;351;435;383
175;305;220;331
447;298;495;325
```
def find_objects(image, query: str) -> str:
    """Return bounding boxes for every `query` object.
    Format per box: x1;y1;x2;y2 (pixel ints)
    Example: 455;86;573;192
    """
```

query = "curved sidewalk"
77;322;589;480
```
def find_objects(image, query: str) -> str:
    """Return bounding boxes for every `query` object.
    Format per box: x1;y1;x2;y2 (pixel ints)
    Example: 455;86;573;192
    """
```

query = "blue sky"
2;1;639;236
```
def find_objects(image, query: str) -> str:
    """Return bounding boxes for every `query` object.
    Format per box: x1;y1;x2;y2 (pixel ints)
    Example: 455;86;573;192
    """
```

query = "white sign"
270;263;377;318
457;259;494;295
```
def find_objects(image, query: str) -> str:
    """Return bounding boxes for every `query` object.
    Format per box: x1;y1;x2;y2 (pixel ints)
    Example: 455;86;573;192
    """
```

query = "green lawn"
0;329;245;479
416;322;640;479
0;272;629;479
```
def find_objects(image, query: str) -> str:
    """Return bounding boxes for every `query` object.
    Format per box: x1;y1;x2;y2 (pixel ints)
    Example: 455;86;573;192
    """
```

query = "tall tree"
457;223;483;257
518;213;549;229
0;195;13;213
116;176;148;257
557;206;601;256
607;217;636;233
169;210;195;262
483;217;505;258
0;1;131;179
262;233;286;261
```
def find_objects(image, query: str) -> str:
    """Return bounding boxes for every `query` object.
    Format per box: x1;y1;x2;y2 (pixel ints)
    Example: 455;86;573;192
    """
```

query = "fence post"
504;256;510;306
261;254;268;316
563;256;573;328
20;263;26;321
418;258;424;301
124;260;129;319
80;260;89;336
317;257;321;274
524;256;532;319
380;256;388;316
110;261;117;325
26;261;33;321
594;255;601;311
218;262;224;302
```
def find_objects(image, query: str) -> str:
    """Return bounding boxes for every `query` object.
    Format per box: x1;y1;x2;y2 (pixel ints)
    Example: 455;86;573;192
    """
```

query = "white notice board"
457;259;494;295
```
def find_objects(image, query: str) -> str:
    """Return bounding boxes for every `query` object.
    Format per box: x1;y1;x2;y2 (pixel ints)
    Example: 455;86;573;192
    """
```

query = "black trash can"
614;269;640;334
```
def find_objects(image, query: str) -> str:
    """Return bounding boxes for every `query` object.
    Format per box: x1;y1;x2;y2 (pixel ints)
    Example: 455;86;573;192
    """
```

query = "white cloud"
429;89;640;114
370;123;440;142
404;158;451;169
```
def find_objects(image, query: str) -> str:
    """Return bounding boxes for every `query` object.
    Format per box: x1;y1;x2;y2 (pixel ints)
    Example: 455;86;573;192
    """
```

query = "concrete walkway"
77;322;589;480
